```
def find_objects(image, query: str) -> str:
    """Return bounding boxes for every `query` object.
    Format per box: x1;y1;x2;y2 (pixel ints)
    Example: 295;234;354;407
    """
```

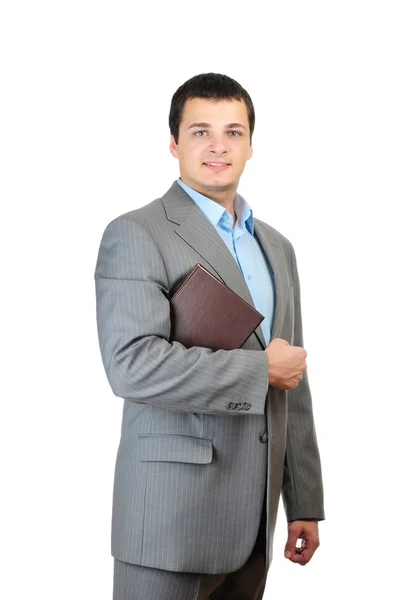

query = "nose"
209;147;228;156
208;135;228;155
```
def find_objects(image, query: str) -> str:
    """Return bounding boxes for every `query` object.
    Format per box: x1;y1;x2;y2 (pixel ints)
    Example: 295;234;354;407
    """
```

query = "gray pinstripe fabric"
113;549;267;599
113;558;202;600
94;180;324;576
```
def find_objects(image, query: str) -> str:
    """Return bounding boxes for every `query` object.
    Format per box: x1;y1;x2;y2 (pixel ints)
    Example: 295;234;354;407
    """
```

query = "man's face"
170;97;253;196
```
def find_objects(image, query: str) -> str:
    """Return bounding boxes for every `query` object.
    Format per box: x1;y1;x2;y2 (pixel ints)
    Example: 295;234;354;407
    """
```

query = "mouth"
203;162;231;172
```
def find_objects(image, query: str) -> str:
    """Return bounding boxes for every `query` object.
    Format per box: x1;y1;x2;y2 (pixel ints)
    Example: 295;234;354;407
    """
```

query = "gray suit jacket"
94;180;324;575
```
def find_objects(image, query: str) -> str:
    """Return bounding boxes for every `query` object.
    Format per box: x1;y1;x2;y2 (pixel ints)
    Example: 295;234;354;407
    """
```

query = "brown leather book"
169;263;264;351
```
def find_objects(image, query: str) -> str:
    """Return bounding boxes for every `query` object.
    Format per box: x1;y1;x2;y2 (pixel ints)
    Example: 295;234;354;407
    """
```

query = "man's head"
169;73;255;200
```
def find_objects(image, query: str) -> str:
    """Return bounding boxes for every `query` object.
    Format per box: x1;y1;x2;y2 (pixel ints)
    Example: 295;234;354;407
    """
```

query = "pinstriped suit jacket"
94;180;324;575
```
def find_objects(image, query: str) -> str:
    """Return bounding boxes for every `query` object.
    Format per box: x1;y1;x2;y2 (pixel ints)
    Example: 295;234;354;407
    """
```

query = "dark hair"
169;73;255;144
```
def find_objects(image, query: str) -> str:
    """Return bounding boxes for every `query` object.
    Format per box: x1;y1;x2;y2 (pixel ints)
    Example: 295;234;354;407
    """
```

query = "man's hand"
284;520;320;566
265;338;307;390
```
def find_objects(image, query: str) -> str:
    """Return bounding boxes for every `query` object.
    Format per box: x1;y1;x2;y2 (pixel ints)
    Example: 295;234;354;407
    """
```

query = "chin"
203;183;236;194
205;174;237;186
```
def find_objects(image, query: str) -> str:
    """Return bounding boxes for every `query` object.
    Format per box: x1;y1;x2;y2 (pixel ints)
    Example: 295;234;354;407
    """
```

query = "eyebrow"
187;122;248;131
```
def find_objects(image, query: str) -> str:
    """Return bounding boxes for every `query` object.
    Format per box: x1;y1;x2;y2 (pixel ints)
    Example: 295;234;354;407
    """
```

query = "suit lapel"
253;222;290;341
162;181;289;348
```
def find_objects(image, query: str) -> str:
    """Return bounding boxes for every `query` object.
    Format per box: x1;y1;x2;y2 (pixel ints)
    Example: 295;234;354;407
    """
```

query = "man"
95;73;324;600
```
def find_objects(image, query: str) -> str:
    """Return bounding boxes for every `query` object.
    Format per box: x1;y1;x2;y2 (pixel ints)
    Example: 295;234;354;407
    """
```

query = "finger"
284;528;302;559
289;551;306;565
298;538;319;565
289;536;319;566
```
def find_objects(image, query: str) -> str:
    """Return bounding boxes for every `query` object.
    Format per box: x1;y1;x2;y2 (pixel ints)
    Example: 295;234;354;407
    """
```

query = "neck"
179;177;238;222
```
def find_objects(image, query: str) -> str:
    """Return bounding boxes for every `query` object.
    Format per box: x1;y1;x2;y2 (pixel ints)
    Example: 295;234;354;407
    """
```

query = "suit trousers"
113;496;267;600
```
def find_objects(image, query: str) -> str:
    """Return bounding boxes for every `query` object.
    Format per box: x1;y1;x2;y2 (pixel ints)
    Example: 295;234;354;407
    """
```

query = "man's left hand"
284;520;320;566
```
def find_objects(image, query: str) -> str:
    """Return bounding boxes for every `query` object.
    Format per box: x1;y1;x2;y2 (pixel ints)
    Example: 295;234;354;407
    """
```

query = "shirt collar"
177;178;254;235
235;192;255;235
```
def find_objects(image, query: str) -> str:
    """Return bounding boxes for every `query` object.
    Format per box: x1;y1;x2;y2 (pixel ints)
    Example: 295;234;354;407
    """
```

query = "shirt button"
259;432;269;443
247;274;252;280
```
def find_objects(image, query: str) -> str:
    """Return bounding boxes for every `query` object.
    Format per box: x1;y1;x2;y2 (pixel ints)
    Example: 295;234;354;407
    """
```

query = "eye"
228;131;241;136
194;130;207;136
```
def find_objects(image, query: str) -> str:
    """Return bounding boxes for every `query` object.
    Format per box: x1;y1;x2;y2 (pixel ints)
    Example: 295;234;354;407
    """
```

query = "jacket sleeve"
94;214;269;415
281;244;325;521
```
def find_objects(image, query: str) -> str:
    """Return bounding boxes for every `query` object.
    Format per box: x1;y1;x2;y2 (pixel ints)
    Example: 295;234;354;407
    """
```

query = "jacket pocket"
138;434;213;464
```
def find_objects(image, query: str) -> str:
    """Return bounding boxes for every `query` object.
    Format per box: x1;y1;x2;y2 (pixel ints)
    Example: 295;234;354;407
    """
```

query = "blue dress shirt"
177;178;275;346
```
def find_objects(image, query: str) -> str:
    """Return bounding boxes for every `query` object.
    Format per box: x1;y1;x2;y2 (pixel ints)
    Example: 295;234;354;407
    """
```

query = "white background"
1;1;397;598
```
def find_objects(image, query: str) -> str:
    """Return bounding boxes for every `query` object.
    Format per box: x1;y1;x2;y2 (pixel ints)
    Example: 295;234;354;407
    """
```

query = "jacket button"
242;402;251;410
228;402;237;410
236;403;243;410
259;432;268;443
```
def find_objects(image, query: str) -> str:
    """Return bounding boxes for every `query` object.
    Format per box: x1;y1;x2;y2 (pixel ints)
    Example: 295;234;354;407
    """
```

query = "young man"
95;73;324;600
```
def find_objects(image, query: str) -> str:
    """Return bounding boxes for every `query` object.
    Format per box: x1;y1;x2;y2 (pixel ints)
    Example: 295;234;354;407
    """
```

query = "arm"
281;244;325;521
94;215;269;415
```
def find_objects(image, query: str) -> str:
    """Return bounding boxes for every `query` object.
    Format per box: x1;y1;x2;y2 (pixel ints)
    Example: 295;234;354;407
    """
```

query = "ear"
247;144;253;160
170;135;179;159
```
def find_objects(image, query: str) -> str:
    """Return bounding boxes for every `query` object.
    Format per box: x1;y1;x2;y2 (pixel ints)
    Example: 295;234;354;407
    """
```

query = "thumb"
284;528;299;559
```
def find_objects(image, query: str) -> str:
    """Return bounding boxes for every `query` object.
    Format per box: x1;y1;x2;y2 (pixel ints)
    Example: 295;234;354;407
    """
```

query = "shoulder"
109;196;165;228
95;198;168;279
100;197;167;241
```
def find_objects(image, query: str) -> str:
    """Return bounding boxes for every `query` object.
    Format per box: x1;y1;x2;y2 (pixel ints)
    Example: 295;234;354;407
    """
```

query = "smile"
203;163;231;171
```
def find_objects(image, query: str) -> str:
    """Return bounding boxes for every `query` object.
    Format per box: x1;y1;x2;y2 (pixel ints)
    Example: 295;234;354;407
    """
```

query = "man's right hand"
265;338;307;390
